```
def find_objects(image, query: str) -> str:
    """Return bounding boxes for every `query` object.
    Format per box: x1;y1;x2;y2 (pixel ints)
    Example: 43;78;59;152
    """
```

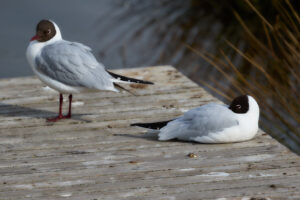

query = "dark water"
0;0;112;77
0;0;234;78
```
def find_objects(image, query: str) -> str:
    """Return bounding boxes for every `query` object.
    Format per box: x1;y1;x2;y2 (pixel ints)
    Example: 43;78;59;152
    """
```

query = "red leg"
47;94;64;122
64;94;72;118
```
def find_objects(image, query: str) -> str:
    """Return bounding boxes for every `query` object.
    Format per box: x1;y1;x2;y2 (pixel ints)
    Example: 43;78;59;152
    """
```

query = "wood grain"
0;66;299;200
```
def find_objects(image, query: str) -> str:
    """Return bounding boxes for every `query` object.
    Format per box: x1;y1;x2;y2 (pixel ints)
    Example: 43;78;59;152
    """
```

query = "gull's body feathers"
159;103;238;142
158;97;259;143
26;20;152;94
35;40;116;93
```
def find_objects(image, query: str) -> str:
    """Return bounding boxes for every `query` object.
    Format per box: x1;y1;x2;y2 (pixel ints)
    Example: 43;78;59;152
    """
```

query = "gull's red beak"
30;35;39;41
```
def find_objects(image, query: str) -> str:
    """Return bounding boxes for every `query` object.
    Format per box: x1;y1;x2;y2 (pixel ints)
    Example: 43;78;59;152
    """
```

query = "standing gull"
26;20;153;122
131;95;260;143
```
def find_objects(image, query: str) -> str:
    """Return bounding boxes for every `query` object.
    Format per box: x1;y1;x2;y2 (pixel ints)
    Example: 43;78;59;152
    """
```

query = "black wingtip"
107;70;154;85
131;120;173;130
130;123;141;127
113;83;137;96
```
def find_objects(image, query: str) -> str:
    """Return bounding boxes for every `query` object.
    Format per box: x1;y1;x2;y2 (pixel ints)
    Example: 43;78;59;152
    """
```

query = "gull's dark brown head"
229;95;249;114
31;20;56;42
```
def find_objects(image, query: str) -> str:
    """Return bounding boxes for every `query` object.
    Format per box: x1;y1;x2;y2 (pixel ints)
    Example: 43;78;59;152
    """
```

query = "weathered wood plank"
0;66;299;199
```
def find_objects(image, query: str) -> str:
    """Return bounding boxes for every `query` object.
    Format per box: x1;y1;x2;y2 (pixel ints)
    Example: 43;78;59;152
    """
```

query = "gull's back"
35;40;115;91
159;103;239;142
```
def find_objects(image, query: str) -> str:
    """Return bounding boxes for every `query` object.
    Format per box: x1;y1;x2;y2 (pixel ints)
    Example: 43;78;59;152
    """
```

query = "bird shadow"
113;131;159;141
0;103;91;122
114;130;199;144
115;129;211;145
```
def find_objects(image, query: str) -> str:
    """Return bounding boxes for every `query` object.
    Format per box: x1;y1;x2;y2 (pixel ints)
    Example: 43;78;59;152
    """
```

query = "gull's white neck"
26;21;63;69
236;96;260;137
245;96;259;121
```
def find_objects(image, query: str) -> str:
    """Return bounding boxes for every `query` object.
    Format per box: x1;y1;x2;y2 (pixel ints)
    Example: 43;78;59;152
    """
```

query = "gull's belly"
192;125;257;143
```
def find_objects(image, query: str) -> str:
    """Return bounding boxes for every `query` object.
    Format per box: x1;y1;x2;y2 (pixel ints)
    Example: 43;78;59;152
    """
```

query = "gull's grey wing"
158;103;239;141
35;40;114;90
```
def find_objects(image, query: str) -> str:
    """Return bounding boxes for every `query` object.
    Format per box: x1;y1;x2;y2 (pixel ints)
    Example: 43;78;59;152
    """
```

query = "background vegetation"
186;0;300;153
103;0;299;153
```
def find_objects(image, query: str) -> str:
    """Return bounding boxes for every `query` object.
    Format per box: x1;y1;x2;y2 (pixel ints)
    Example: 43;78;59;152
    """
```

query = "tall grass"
187;0;300;153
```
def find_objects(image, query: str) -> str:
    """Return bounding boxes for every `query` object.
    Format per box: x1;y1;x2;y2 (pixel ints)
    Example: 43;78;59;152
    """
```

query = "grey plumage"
35;41;115;90
27;19;155;122
159;103;239;141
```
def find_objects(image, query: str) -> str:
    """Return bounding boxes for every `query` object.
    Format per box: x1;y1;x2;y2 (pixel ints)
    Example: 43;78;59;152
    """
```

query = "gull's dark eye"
235;104;241;109
43;29;51;35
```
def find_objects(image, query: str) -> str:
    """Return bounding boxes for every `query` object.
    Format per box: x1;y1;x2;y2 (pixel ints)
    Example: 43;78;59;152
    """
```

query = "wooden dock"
0;66;299;200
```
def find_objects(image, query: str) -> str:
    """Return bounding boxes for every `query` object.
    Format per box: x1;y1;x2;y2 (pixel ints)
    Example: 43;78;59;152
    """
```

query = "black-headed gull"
26;20;153;122
131;95;260;143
